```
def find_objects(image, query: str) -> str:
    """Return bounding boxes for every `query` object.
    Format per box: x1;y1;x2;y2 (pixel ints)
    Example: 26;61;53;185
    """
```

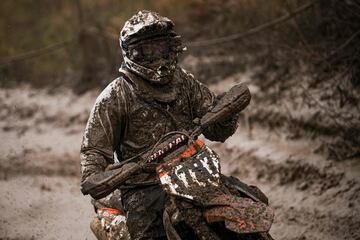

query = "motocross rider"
80;10;240;240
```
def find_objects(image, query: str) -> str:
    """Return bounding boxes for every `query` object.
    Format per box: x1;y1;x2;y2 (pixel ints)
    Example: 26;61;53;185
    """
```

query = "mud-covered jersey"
80;66;238;184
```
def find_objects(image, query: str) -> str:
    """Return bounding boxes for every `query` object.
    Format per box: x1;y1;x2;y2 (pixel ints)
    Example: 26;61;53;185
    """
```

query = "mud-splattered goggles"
128;36;185;61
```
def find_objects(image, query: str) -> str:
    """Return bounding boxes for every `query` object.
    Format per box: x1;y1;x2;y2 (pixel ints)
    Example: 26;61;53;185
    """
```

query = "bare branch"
186;2;314;48
0;39;75;68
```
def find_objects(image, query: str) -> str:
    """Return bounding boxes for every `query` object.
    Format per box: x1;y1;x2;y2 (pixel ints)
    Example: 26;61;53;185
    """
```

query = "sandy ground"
0;81;359;239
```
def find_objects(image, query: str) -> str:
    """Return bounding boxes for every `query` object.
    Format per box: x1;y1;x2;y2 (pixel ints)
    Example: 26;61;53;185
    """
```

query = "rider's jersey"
80;66;238;185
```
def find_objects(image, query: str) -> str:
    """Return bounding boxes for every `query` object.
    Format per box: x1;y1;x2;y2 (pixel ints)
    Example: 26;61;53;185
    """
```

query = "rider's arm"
181;69;239;142
80;78;127;199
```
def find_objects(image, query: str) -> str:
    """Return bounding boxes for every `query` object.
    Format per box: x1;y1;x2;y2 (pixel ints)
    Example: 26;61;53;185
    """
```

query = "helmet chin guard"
122;54;176;85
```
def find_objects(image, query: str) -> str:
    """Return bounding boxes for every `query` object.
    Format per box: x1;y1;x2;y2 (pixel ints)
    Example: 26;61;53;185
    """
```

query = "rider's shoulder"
178;67;195;80
177;67;206;89
177;67;200;87
95;77;129;104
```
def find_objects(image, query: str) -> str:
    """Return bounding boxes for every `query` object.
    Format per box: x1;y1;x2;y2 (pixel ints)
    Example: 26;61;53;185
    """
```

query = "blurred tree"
0;0;358;92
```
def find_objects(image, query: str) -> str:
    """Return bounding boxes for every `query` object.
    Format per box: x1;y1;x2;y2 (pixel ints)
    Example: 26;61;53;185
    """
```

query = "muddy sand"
0;81;359;239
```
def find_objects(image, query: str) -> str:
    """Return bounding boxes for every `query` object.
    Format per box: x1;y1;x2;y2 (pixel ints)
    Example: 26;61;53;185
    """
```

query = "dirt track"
1;80;359;239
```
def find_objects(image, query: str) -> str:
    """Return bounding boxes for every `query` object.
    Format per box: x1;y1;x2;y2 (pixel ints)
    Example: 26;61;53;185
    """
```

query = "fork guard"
203;194;274;234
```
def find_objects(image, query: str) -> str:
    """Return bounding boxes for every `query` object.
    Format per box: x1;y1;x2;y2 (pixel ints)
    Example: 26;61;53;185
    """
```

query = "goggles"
128;36;184;61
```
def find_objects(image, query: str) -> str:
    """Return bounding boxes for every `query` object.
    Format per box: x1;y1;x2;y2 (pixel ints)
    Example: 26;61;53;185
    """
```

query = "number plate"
157;146;221;201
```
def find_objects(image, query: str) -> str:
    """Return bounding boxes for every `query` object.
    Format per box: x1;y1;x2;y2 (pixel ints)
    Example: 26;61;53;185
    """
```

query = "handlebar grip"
201;83;251;127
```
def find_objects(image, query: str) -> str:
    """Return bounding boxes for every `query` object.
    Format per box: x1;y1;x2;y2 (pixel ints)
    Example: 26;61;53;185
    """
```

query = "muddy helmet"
120;10;185;85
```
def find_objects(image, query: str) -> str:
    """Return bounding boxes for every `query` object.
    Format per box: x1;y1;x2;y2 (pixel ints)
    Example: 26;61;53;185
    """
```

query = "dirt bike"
83;83;274;240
